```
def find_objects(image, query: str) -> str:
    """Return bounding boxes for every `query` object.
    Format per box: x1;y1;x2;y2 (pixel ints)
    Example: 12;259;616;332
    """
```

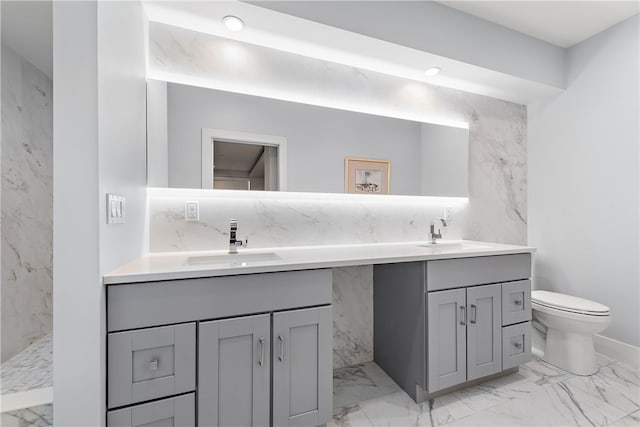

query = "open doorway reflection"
213;140;279;191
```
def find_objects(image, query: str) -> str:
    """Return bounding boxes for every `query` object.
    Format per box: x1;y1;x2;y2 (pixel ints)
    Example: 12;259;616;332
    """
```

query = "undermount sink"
417;241;491;251
186;252;282;266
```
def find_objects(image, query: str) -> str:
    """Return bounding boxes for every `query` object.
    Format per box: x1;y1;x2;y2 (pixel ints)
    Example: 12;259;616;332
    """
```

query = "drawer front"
108;269;332;332
501;280;532;326
502;322;532;370
108;323;196;408
426;254;531;292
107;393;195;427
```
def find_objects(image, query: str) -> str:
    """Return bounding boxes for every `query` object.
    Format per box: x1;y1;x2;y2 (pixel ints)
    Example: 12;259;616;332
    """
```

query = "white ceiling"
1;0;52;78
438;1;639;48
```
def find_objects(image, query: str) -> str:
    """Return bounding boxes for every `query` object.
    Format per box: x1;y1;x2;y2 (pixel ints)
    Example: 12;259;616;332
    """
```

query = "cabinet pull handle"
148;360;158;371
470;304;477;324
460;305;466;326
258;338;265;366
278;335;284;362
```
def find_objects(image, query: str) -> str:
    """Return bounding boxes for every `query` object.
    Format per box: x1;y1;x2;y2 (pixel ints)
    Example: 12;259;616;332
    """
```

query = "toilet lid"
532;290;610;315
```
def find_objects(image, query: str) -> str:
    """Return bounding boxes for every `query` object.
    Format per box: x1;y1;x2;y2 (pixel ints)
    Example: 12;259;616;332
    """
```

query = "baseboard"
0;387;53;413
594;334;640;370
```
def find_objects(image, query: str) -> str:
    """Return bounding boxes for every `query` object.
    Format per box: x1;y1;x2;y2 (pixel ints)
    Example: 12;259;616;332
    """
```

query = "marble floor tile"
333;362;400;410
329;404;374;427
610;410;640;427
449;381;627;426
358;390;456;427
0;404;53;427
565;362;640;414
596;352;616;368
449;372;545;414
1;334;52;394
518;356;575;386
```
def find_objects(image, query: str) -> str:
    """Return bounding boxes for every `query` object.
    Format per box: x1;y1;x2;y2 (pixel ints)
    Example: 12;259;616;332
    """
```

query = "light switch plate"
107;194;126;224
185;201;199;222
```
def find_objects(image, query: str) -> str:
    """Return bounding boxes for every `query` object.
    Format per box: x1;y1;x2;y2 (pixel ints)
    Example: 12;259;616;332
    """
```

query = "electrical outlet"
444;206;454;222
107;194;126;224
185;201;199;222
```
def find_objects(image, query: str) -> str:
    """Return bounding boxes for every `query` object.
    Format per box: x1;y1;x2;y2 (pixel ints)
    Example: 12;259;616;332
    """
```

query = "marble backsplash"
1;46;53;362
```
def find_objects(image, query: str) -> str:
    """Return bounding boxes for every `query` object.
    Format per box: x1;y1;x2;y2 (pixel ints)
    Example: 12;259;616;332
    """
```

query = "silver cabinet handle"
470;304;477;324
278;335;284;362
258;338;265;366
459;305;466;326
148;360;158;371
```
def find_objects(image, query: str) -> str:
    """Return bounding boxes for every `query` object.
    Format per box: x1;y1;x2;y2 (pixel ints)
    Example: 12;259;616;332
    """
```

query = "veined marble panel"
148;192;466;252
1;46;53;362
333;266;373;369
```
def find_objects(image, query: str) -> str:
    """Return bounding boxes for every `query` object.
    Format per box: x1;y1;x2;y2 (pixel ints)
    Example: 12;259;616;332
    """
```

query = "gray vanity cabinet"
273;306;332;427
198;314;271;427
374;253;532;402
107;269;333;427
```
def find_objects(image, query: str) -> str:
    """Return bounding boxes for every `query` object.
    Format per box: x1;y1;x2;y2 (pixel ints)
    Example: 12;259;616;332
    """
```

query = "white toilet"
531;290;610;376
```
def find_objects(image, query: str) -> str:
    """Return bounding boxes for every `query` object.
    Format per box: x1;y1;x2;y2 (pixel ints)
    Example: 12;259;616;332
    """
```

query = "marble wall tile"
1;46;53;362
333;266;373;369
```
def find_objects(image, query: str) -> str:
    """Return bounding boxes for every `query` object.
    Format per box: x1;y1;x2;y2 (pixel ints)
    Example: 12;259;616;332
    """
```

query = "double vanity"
104;240;534;427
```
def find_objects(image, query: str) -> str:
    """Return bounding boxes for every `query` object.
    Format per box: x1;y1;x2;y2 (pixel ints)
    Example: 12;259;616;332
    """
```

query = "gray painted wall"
1;45;53;362
528;15;640;347
166;83;422;195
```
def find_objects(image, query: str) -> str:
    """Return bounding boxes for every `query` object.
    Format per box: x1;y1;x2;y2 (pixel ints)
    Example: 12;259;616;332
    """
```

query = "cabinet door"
467;284;502;380
198;314;270;427
428;288;466;393
273;306;332;427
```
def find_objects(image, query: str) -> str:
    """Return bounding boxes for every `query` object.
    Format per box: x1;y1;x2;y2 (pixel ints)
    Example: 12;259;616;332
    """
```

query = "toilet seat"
532;290;610;317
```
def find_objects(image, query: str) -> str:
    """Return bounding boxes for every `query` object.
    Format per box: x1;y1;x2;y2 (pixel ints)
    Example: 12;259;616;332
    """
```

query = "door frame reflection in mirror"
201;128;288;191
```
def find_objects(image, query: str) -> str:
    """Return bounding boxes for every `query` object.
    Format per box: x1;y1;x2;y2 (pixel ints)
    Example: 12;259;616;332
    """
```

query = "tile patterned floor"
1;334;53;427
1;334;53;394
0;404;53;427
331;357;639;427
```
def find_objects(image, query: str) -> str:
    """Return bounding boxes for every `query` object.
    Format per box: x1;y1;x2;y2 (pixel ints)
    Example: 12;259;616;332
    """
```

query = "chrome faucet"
430;218;448;244
229;219;247;254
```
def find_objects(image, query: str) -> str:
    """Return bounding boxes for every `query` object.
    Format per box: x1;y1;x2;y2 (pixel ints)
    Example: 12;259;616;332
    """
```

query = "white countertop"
104;240;535;285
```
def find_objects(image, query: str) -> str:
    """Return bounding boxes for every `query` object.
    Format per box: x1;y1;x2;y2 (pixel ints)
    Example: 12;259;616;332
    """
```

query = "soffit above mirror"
143;1;562;104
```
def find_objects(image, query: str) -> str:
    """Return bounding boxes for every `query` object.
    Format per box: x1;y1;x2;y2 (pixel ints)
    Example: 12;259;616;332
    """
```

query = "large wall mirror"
147;79;469;197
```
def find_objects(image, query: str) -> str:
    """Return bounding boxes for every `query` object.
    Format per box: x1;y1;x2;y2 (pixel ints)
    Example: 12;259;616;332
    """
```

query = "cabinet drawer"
502;322;532;370
107;393;195;427
108;269;332;332
108;323;196;408
502;280;531;326
426;254;531;291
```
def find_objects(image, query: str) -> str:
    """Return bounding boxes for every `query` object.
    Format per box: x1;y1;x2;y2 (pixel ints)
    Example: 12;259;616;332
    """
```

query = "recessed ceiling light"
223;15;245;31
425;67;441;77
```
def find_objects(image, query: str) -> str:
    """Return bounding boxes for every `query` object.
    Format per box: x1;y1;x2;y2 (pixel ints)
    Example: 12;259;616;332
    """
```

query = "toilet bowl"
532;290;610;376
